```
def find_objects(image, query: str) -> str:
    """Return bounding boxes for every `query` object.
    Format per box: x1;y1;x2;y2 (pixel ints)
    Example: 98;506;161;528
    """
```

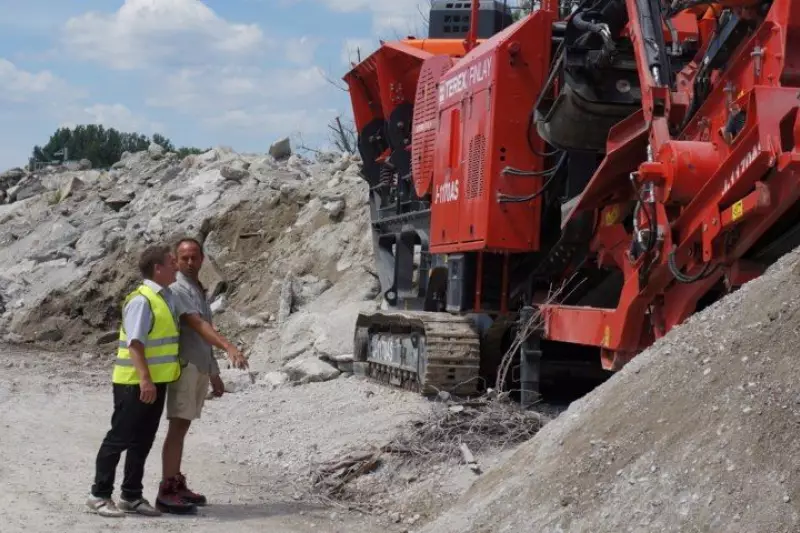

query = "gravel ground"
0;345;431;533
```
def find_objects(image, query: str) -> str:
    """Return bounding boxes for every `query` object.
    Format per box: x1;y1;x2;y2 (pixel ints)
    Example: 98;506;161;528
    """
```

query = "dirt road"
0;346;414;533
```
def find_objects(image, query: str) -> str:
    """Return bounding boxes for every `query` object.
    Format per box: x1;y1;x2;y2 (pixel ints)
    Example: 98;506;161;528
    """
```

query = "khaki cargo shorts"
167;362;210;421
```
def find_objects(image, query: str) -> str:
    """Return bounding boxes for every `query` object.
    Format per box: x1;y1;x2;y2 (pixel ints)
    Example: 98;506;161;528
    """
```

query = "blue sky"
0;0;431;169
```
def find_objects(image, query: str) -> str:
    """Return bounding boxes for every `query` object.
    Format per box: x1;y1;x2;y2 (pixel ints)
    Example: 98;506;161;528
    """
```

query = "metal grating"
412;57;452;197
466;134;486;200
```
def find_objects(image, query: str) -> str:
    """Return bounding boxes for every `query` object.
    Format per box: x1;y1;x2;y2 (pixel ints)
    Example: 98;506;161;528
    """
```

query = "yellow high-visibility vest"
113;283;181;385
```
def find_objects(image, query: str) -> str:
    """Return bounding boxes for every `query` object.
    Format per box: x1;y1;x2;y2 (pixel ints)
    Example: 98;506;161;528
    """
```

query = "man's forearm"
129;341;151;382
188;316;235;352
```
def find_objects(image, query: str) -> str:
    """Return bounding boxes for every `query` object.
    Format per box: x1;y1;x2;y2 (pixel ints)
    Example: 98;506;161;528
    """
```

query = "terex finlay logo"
438;56;493;104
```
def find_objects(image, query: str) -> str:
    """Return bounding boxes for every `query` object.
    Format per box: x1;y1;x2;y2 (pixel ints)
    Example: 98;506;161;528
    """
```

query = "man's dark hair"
138;245;171;279
174;236;204;257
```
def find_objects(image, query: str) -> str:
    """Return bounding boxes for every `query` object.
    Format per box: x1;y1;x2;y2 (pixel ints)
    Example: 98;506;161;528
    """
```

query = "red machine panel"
429;10;555;254
412;55;455;197
431;104;464;245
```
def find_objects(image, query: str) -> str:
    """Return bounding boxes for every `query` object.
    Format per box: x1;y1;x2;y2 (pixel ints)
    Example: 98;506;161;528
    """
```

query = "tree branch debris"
310;394;550;504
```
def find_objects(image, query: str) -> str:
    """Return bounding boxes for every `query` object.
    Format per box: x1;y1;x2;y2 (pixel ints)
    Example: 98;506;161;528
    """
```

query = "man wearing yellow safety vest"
85;244;241;517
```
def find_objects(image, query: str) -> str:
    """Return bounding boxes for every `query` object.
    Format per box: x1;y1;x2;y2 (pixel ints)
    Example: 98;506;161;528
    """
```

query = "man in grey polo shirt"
156;237;248;512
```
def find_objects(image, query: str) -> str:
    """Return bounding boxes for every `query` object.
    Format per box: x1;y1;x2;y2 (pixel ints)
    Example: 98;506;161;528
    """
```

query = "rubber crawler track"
354;310;481;396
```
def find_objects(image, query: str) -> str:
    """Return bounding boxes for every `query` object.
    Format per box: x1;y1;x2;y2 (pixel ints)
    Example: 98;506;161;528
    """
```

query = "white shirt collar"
143;278;165;294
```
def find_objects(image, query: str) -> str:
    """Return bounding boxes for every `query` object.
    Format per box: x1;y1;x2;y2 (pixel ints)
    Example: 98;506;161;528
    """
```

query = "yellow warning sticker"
731;200;744;221
604;206;620;226
602;325;611;347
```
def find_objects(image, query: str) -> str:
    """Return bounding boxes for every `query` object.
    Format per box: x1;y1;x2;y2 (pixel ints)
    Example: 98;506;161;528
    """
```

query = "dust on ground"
0;345;429;533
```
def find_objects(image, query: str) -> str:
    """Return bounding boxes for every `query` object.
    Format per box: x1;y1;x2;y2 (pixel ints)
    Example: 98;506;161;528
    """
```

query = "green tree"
30;125;205;169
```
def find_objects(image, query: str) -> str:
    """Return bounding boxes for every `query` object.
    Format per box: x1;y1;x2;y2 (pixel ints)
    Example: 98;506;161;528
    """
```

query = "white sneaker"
119;497;162;516
86;495;126;517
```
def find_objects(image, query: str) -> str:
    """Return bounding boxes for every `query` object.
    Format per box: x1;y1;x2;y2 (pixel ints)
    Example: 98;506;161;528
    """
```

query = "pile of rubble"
0;139;379;385
418;247;800;533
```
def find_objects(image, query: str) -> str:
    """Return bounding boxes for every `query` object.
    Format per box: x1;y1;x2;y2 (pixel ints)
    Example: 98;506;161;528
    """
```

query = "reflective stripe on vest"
113;283;182;385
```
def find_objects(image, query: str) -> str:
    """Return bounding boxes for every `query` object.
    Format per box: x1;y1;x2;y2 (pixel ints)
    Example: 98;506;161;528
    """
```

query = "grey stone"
195;191;220;210
221;165;250;181
148;143;165;160
220;369;257;393
104;191;134;211
0;168;25;189
261;371;289;388
15;176;45;201
269;137;292;160
96;331;118;345
284;357;340;384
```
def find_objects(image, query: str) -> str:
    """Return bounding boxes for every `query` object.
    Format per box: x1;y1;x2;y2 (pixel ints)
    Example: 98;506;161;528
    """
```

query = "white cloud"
315;0;428;35
284;36;322;65
59;103;165;135
145;65;329;114
203;106;338;135
0;58;84;104
62;0;266;70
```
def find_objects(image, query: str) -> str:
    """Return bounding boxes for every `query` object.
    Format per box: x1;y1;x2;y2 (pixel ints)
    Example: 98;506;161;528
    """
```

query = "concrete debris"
0;142;374;367
148;142;166;160
219;369;257;393
320;353;354;373
269;137;292;160
284;356;341;384
260;370;289;389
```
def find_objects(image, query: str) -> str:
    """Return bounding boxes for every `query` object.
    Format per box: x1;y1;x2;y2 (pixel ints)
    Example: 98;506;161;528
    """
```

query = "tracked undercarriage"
353;311;481;396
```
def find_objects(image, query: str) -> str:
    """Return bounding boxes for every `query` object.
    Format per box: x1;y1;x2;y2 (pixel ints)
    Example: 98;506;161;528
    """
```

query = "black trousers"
91;383;167;500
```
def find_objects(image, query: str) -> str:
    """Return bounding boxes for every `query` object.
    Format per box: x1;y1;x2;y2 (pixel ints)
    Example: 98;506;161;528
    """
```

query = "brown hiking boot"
155;477;197;515
175;473;207;506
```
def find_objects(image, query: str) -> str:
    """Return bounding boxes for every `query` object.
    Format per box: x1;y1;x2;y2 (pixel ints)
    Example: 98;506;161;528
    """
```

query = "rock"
104;191;134;211
261;371;289;388
221;161;250;181
77;159;92;170
284;356;341;384
148;143;165;160
321;353;354;373
219;369;257;393
293;275;333;308
332;155;351;172
96;331;118;345
278;273;294;323
279;182;299;198
36;329;63;342
269;137;292;160
0;168;26;189
196;191;220;209
210;295;227;315
59;176;84;200
323;199;346;220
14;176;45;201
0;141;377;390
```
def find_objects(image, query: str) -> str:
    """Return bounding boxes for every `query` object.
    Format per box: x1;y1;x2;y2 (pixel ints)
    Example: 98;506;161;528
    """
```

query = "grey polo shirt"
169;272;220;376
122;279;189;348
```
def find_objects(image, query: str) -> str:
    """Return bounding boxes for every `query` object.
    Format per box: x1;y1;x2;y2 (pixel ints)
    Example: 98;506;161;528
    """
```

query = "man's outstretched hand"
226;344;249;370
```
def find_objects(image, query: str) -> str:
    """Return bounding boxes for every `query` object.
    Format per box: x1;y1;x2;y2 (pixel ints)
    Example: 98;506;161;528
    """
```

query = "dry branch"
310;393;550;506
